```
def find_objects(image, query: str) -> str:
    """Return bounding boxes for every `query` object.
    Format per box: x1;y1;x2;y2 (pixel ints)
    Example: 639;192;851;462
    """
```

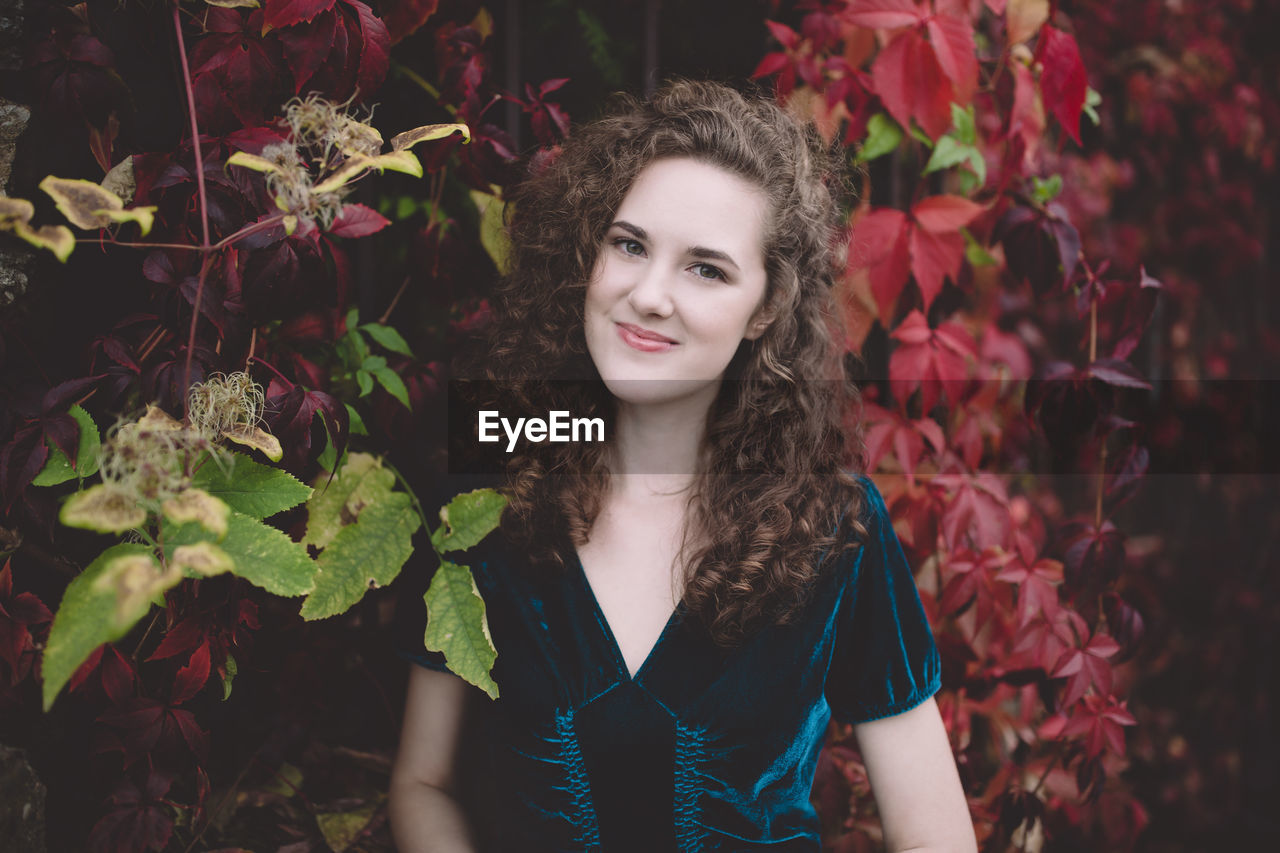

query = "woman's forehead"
612;158;769;261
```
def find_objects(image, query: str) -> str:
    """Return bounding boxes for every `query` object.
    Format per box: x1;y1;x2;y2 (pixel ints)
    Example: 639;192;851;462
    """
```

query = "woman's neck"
606;387;718;502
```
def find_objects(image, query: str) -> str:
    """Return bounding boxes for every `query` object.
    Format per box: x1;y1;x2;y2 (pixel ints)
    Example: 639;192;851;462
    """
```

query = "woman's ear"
744;307;776;341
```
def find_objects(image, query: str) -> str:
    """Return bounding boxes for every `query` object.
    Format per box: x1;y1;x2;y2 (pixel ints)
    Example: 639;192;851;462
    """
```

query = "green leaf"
222;653;237;700
962;227;998;266
908;121;935;148
166;511;316;597
345;404;368;437
389;122;471;150
359;322;413;357
226;150;285;175
192;452;312;519
956;168;981;196
60;484;146;533
856;113;903;163
923;135;972;175
356;370;373;397
950;103;976;145
424;561;498;698
33;405;100;486
42;543;163;710
302;452;397;549
316;800;382;853
1084;87;1102;126
1032;174;1063;205
433;488;507;553
371;366;411;410
470;189;510;274
300;493;420;620
317;422;339;475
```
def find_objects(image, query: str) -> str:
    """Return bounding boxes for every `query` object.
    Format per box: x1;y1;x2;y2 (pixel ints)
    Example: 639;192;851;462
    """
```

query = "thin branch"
378;275;412;325
172;1;210;250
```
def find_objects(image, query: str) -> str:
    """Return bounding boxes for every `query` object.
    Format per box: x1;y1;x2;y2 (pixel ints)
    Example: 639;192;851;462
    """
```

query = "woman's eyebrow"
611;220;742;273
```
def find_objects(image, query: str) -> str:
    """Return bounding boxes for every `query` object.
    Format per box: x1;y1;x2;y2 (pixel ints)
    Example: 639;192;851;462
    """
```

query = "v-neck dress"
396;474;941;852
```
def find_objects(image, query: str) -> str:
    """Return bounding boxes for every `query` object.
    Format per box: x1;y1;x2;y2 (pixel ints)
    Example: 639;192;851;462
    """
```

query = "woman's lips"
616;322;676;352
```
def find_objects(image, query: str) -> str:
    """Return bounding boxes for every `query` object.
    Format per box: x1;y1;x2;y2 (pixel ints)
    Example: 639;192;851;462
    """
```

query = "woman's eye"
692;263;726;281
614;237;644;256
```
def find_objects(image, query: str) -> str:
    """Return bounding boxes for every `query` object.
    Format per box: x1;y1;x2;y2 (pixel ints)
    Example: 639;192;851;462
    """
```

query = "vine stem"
172;0;211;419
1031;749;1060;797
1089;288;1105;529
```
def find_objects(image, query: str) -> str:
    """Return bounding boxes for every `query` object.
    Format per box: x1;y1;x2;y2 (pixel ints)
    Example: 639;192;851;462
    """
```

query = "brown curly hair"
458;78;872;646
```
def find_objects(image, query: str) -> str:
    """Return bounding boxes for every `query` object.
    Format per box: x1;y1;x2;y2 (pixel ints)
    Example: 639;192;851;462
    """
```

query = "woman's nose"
627;262;675;316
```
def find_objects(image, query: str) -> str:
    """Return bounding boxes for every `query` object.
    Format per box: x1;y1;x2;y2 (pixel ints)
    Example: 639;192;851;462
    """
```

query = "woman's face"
584;157;774;408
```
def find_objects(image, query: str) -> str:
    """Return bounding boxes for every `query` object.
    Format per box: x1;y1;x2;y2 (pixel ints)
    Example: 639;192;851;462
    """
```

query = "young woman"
390;79;976;852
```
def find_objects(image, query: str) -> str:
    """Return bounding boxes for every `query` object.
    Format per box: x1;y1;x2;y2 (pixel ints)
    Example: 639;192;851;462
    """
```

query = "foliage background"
0;0;1277;850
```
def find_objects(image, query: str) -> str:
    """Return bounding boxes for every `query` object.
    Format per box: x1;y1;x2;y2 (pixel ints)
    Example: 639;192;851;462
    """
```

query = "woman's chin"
598;376;719;407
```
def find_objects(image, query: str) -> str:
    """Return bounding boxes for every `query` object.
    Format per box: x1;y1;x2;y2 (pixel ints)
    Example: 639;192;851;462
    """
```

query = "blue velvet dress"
397;474;941;851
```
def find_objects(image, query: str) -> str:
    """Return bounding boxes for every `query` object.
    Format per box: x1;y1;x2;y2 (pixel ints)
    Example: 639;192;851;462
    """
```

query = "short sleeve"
825;475;941;725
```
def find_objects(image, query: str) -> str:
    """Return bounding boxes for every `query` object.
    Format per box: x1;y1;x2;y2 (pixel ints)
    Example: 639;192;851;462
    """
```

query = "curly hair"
458;78;872;646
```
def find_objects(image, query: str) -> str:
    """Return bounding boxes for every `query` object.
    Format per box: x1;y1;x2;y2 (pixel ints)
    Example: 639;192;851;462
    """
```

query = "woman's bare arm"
853;697;978;853
388;664;478;853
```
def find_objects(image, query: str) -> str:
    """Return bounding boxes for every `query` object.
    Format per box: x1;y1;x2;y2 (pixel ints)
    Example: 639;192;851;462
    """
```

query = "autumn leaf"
887;310;977;414
1035;25;1088;145
851;196;984;321
1050;629;1122;709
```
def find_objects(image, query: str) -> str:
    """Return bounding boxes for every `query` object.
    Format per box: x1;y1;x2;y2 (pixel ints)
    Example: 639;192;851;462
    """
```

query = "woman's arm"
852;696;978;853
389;664;479;853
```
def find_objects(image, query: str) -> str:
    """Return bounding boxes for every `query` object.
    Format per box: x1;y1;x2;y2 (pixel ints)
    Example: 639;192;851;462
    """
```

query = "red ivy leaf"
276;8;339;93
344;0;391;101
888;310;976;414
1058;693;1137;760
264;0;338;30
1034;25;1088;146
173;641;212;705
328;203;391;238
1051;631;1120;707
382;0;441;44
870;27;954;140
850;207;910;326
844;0;927;30
925;10;978;103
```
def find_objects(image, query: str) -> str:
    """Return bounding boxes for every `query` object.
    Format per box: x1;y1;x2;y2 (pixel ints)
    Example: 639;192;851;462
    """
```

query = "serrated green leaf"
60;484;146;533
371;366;411;409
300;493;419;620
192;452;312;519
33;404;100;486
359;323;413;357
42;543;161;710
434;488;507;553
424;561;498;698
162;488;230;537
856;113;903;163
166;511;315;597
303;452;396;549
